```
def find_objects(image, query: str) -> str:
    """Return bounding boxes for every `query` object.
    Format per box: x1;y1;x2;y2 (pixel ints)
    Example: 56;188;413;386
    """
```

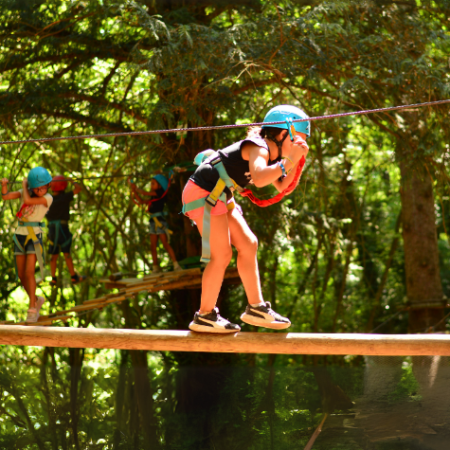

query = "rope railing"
0;99;448;146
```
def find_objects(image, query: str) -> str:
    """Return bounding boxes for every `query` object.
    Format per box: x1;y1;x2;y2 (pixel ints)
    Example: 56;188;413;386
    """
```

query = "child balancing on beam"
1;167;53;322
129;174;182;273
182;105;310;333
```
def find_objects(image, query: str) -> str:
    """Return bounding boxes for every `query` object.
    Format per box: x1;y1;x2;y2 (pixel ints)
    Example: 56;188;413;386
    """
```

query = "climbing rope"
0;99;448;146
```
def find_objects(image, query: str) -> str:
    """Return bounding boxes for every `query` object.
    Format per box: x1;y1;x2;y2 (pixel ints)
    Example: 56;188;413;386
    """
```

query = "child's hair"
246;126;262;138
246;126;285;141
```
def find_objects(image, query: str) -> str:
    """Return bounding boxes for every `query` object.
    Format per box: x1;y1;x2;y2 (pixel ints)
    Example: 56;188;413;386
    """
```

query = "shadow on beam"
1;326;450;355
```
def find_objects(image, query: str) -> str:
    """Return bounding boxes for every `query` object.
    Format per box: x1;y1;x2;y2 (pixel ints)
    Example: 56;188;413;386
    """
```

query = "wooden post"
0;327;450;355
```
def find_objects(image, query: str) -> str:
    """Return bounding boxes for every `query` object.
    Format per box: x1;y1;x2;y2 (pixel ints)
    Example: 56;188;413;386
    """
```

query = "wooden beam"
0;327;449;355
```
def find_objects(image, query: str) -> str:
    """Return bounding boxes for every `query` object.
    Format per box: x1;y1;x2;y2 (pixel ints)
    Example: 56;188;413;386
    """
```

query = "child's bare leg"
228;209;264;305
150;234;159;266
63;253;76;276
16;255;27;291
159;234;178;262
50;254;59;277
195;213;232;314
24;254;38;309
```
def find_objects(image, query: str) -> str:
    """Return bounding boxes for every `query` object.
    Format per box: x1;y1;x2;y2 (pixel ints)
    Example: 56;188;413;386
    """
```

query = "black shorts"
48;224;73;255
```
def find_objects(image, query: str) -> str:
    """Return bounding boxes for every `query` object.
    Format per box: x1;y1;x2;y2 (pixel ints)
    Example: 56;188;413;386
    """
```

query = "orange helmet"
51;175;68;192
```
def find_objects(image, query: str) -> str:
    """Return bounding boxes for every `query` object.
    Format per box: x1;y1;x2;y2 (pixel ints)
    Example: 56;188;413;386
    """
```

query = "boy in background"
47;175;86;286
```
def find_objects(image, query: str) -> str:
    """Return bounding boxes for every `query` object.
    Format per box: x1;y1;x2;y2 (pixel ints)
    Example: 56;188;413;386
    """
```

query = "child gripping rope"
1;167;53;322
129;174;182;273
47;175;86;286
182;105;310;334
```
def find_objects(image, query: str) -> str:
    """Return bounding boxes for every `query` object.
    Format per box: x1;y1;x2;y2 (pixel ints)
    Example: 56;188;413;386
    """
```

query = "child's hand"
128;179;137;191
292;135;309;159
1;178;8;186
22;178;28;188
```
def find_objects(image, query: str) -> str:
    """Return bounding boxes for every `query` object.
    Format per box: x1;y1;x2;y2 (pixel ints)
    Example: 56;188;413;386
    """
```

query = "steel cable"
0;99;448;146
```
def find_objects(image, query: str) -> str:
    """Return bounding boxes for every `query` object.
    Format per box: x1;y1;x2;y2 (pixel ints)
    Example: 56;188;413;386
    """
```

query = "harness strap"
149;212;173;241
48;220;72;253
16;220;46;281
182;153;238;263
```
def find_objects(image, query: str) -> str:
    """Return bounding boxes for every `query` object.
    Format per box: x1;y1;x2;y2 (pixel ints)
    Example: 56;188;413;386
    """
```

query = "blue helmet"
153;174;169;191
262;105;310;138
28;167;52;190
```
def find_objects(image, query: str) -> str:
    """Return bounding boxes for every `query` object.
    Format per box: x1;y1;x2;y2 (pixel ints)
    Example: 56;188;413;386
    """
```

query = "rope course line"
0;99;448;146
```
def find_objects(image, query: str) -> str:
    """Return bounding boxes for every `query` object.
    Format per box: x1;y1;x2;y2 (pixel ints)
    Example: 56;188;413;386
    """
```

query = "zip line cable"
0;99;449;146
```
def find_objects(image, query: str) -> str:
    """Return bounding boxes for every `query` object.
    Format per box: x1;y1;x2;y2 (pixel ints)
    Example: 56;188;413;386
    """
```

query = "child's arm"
272;157;305;195
72;182;82;196
128;181;147;205
1;178;21;201
136;186;158;197
271;137;309;194
128;179;158;197
22;179;50;207
131;189;147;205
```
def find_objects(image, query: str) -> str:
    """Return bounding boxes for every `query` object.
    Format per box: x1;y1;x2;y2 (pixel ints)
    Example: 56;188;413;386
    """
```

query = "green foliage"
387;360;420;404
0;0;449;331
1;0;450;445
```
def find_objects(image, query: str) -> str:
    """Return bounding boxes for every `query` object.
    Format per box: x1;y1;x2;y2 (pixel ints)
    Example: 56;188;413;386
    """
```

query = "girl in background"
129;174;182;273
1;167;53;322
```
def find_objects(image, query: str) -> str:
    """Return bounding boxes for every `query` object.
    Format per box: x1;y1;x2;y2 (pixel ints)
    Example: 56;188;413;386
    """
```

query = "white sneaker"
240;301;291;330
189;307;241;334
26;308;38;323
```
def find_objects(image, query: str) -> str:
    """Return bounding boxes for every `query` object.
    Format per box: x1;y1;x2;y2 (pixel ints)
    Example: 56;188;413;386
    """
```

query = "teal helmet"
28;167;52;190
153;174;169;191
262;105;310;138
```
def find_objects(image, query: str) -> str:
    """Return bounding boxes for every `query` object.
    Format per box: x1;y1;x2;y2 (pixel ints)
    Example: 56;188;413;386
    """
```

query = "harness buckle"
209;156;222;167
205;196;218;207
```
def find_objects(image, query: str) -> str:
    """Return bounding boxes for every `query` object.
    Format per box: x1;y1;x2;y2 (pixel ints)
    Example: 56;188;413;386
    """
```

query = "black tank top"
190;137;278;196
148;188;166;214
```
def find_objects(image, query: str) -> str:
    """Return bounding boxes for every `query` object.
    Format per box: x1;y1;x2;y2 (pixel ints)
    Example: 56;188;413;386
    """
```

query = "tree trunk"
69;347;84;450
398;137;444;333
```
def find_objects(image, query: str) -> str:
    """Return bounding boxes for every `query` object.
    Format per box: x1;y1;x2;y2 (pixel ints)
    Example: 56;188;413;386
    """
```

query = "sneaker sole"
189;321;240;334
240;313;291;330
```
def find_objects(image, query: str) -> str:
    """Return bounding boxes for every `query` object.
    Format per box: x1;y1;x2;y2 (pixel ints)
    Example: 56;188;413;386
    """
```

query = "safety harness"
13;219;46;281
149;211;173;241
48;220;72;253
182;150;306;263
130;178;174;240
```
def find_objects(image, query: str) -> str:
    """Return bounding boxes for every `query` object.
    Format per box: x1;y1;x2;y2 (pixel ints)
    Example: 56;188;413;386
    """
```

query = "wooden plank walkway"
0;268;241;327
0;327;449;355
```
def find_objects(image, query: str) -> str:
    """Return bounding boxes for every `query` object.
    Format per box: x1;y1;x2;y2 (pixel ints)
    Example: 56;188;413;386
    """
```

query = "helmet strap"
270;131;289;160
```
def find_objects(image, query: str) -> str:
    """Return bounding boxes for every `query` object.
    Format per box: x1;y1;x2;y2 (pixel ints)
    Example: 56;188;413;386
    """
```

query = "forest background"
0;0;450;448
